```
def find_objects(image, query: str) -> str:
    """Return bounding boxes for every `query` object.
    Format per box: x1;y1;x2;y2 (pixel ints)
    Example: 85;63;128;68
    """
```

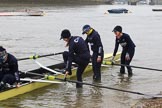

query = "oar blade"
34;60;64;75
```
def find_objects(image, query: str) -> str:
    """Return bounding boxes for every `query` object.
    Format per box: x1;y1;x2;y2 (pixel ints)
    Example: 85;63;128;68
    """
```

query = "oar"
34;60;64;75
55;77;162;99
31;60;162;98
20;78;63;84
20;71;45;77
112;63;162;72
102;60;162;72
18;52;64;61
23;65;162;99
20;71;57;81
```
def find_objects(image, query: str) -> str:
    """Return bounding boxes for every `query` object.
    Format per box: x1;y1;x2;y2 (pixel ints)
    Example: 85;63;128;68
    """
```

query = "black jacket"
85;30;104;56
66;36;90;72
0;53;19;82
113;33;136;56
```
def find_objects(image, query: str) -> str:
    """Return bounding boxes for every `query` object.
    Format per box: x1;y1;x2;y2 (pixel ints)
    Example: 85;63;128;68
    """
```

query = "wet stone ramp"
132;98;162;108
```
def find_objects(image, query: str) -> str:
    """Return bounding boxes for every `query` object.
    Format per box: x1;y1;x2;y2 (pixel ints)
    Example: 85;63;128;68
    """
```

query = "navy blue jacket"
0;53;19;82
85;30;104;56
113;33;136;56
66;36;90;72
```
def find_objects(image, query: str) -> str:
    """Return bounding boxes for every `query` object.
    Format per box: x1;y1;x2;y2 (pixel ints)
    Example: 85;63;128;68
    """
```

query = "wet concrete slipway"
0;3;162;108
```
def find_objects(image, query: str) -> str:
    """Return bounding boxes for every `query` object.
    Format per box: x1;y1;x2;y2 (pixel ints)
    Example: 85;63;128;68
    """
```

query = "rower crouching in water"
82;25;104;81
60;29;90;88
112;26;136;77
0;46;20;90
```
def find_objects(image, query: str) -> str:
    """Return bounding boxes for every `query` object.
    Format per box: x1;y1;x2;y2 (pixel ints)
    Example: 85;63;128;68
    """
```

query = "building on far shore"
127;0;162;5
0;0;114;4
151;0;162;4
0;0;161;5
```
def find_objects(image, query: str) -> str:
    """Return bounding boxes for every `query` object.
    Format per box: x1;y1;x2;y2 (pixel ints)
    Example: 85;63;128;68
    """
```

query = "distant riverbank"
0;0;112;5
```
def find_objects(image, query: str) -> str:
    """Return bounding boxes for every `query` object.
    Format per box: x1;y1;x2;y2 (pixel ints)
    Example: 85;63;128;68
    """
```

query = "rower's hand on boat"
125;53;130;61
64;71;69;81
97;56;102;63
64;71;69;76
111;56;115;65
16;83;20;88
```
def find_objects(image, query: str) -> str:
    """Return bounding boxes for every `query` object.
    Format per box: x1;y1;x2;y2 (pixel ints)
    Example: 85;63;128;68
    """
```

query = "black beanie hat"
113;26;122;33
60;29;71;40
0;46;6;52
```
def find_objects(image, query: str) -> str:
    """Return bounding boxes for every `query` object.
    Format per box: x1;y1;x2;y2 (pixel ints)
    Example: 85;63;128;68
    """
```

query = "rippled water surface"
0;4;162;108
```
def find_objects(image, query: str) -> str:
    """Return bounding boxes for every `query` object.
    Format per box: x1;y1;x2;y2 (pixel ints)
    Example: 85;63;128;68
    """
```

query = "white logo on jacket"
90;43;94;46
74;37;80;43
120;42;127;47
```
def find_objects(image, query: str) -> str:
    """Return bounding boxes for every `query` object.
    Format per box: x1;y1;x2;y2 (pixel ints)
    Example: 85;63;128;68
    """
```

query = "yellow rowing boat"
0;52;121;101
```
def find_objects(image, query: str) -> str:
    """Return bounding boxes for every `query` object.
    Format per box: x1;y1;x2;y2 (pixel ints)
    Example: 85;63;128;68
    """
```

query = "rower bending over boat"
0;46;20;90
60;29;90;88
112;26;136;77
82;25;104;81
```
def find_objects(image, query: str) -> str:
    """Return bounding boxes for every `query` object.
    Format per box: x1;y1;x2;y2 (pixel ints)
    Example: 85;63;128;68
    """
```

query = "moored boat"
28;11;45;16
107;9;129;14
0;11;45;16
0;52;121;101
152;9;162;12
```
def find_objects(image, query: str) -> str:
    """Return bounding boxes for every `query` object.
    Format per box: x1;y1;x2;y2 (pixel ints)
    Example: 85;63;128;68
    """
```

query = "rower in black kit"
82;25;104;81
60;29;90;88
112;26;136;77
0;46;20;90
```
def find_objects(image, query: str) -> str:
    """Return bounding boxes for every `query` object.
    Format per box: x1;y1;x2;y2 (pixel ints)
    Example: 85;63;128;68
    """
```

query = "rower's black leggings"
63;51;90;88
120;48;135;73
0;74;16;85
92;52;104;80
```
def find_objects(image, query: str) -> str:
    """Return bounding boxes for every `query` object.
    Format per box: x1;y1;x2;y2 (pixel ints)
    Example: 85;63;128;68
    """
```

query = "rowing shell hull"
0;52;121;101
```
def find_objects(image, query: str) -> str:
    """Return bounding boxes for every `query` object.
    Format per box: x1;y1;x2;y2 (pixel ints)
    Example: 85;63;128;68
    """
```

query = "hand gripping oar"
18;52;64;61
34;60;64;75
55;77;162;99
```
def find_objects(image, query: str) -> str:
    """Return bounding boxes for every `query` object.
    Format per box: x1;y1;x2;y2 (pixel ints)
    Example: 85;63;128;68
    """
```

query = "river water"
0;4;162;108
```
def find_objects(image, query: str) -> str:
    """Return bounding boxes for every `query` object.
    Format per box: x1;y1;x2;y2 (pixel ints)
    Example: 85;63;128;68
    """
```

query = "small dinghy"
108;8;129;14
152;9;162;12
